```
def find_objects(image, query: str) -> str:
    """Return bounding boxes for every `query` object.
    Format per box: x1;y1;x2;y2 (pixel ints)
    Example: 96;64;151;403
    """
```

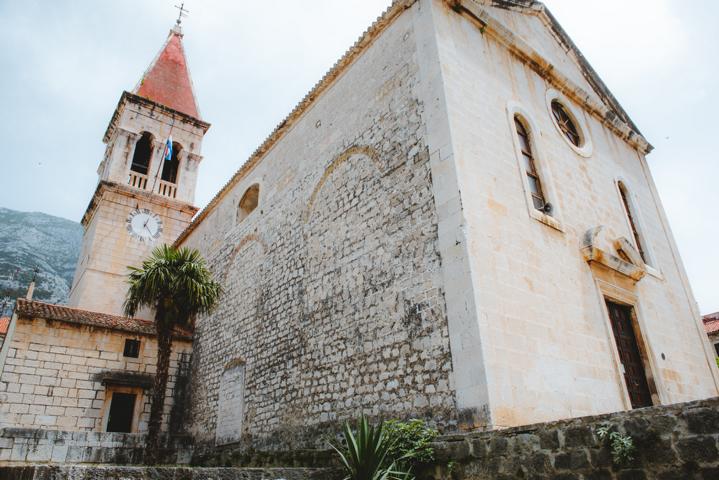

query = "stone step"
0;465;339;480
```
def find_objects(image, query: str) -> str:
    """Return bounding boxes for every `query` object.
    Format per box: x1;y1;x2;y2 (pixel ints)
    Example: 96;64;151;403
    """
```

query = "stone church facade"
0;0;717;459
178;0;719;448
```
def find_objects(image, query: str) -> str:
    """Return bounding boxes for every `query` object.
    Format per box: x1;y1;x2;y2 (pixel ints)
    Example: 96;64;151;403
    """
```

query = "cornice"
81;180;198;227
103;91;211;144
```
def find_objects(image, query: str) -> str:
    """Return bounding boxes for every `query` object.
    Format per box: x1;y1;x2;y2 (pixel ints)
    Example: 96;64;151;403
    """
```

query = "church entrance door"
606;300;653;408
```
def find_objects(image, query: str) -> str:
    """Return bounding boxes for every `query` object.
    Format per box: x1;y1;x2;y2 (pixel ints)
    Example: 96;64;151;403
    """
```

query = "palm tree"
124;244;221;464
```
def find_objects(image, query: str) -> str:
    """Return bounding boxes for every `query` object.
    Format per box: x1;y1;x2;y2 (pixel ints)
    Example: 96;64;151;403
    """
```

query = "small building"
704;312;719;357
0;299;191;434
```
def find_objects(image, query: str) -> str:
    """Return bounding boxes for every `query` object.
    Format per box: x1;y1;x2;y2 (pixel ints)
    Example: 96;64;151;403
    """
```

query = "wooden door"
606;301;653;408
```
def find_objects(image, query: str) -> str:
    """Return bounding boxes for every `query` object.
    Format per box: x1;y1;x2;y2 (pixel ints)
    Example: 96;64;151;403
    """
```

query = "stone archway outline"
302;145;382;223
221;233;269;282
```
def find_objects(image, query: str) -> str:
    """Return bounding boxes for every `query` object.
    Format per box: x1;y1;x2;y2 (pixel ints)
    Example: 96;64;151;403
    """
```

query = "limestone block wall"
69;186;195;316
181;3;456;449
430;0;718;427
0;428;194;465
0;316;191;432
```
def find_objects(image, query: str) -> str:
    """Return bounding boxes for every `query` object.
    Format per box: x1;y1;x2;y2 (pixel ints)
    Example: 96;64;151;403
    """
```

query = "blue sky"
1;0;717;314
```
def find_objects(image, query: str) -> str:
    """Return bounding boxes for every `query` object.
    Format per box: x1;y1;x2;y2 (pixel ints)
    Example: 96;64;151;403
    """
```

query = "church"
1;0;718;461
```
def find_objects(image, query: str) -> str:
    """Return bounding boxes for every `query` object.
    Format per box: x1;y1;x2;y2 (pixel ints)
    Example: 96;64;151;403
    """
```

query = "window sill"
529;209;564;232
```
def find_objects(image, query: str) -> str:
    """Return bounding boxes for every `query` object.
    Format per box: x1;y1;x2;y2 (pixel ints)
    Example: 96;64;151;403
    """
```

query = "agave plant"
331;416;413;480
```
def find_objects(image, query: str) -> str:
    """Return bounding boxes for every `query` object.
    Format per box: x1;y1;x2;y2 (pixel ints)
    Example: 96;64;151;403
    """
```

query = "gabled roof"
15;299;192;340
704;312;719;336
462;0;647;146
133;26;201;119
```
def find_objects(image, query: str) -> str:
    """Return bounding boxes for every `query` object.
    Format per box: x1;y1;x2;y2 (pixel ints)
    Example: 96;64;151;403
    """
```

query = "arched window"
514;116;547;212
617;181;648;264
161;142;181;184
237;184;259;222
551;100;581;147
130;132;153;175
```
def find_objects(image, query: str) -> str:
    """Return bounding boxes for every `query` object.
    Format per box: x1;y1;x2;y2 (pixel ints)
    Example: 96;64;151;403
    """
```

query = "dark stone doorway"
106;392;137;433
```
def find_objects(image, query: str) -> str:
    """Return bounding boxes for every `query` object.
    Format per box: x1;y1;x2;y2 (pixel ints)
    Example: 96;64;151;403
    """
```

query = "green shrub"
596;425;635;465
383;419;439;467
330;415;413;480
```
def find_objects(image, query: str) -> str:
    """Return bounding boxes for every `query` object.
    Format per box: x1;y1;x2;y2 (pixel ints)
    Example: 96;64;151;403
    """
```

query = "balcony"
156;180;177;199
127;172;177;199
127;172;148;190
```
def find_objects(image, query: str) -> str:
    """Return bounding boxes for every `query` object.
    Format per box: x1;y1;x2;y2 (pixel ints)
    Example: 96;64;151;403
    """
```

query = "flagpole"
150;117;176;195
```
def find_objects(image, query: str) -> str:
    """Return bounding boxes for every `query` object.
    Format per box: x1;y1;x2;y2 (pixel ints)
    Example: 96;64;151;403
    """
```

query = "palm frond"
123;244;222;327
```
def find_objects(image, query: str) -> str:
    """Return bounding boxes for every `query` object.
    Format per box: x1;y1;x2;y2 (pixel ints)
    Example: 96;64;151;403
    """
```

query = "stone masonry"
421;396;719;479
0;300;191;433
3;0;716;467
178;0;719;452
182;6;455;449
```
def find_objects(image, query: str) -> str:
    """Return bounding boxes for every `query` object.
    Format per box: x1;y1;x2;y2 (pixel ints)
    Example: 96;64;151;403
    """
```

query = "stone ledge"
0;465;338;480
418;396;719;479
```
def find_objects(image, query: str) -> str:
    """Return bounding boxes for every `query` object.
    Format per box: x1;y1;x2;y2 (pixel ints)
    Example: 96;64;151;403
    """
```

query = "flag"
164;136;173;161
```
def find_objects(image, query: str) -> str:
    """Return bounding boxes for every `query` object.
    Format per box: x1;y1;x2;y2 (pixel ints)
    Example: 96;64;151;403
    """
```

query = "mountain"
0;207;82;315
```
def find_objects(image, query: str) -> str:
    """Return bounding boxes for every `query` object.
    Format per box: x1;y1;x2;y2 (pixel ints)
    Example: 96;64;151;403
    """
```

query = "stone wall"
181;3;456;449
68;184;197;317
0;428;192;465
0;465;331;480
420;397;719;479
0;316;191;432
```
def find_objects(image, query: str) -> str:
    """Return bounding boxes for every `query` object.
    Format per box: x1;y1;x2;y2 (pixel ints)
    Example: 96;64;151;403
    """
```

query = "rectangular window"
106;392;136;433
714;343;719;357
123;339;140;358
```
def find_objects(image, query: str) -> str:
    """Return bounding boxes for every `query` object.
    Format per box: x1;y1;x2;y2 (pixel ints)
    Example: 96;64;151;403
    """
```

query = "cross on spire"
174;2;189;26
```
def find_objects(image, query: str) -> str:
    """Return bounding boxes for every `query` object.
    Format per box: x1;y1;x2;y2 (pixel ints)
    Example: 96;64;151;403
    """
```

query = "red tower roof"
134;27;200;119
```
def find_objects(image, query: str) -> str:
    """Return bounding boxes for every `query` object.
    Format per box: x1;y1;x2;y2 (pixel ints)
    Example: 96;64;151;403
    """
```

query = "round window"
551;100;582;147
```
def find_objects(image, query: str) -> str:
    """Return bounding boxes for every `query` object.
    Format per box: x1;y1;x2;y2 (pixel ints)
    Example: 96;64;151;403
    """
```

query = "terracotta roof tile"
15;299;192;339
0;316;9;335
704;312;719;335
134;28;200;119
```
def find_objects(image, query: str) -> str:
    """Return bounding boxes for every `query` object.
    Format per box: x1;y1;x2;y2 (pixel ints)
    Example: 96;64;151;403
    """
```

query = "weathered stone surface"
0;465;335;480
182;8;455;452
0;317;191;433
415;397;719;480
0;428;192;466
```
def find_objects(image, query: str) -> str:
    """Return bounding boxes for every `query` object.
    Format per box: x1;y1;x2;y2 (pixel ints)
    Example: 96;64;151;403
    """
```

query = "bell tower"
68;25;210;316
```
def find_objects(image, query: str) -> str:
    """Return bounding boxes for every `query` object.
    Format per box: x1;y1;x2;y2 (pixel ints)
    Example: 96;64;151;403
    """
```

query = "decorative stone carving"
581;226;646;281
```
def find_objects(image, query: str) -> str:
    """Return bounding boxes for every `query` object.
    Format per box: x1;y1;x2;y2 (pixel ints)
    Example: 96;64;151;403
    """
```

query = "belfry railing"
128;172;148;190
157;180;177;199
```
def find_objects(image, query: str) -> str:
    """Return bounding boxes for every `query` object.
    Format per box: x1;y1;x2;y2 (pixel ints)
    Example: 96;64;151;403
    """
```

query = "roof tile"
15;299;192;339
0;316;9;335
134;29;200;119
704;312;719;335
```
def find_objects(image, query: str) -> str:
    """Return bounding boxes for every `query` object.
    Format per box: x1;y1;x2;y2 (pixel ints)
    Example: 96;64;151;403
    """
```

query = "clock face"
126;208;163;242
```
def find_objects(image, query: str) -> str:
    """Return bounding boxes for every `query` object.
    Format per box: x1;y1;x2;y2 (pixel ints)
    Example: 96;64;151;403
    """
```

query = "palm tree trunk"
144;308;173;465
